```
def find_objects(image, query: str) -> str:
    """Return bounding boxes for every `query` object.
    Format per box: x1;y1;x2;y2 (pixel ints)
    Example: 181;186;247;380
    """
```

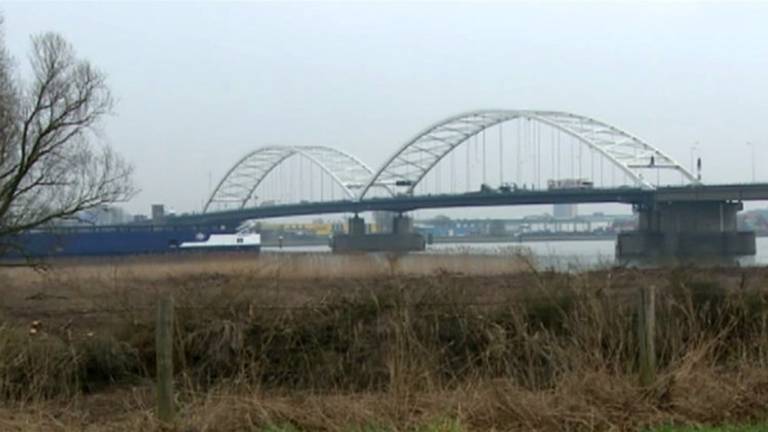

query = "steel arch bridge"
203;145;378;213
358;110;697;199
204;110;699;213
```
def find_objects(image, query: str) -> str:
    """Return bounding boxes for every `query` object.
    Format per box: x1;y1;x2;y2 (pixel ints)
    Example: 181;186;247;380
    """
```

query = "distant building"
75;205;132;226
372;211;395;233
553;203;577;219
151;204;165;222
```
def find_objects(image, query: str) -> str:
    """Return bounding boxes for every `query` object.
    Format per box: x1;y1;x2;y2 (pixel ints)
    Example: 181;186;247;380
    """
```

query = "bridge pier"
616;201;755;264
392;214;414;234
348;214;366;236
331;214;426;253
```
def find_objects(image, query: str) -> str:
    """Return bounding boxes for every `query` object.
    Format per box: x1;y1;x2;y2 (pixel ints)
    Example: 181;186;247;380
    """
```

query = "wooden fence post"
638;285;656;386
156;292;175;425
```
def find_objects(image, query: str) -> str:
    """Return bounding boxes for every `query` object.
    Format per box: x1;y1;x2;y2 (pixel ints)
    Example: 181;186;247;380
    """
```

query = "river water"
263;237;768;268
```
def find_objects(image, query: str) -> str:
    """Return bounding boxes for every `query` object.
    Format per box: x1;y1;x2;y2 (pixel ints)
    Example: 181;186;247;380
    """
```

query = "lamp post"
690;142;699;177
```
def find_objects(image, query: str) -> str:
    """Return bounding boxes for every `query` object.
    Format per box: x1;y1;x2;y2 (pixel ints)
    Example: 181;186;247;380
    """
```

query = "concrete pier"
392;214;414;234
331;215;426;253
616;201;755;263
348;215;366;236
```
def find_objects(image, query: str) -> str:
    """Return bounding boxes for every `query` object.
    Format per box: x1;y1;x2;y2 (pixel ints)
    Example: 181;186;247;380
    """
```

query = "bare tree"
0;25;135;243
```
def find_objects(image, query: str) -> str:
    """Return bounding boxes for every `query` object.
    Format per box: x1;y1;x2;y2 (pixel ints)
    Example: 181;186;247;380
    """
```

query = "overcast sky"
2;1;767;217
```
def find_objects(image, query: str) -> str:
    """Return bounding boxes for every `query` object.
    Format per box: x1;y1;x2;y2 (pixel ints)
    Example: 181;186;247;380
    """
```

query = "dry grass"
0;250;531;284
2;364;767;431
1;254;768;431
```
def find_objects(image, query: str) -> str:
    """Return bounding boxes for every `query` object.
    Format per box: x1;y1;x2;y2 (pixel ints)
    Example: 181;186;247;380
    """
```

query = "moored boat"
1;225;261;258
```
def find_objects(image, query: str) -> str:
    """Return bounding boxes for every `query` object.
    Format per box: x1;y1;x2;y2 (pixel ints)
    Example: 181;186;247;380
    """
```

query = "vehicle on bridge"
480;183;496;193
547;179;595;190
499;182;518;193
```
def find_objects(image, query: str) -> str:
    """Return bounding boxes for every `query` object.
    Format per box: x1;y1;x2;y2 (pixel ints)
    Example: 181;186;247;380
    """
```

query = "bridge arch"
204;145;377;213
358;110;697;199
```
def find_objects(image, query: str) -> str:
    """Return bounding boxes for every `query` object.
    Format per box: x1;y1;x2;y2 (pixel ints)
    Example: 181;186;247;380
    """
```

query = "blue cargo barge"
3;224;261;258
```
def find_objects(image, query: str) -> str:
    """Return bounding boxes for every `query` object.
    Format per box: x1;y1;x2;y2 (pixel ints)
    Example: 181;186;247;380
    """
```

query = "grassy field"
649;426;768;432
228;421;768;432
1;252;768;431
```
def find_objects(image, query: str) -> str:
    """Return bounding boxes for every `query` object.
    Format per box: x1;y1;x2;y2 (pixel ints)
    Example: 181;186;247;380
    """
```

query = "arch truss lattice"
204;145;376;212
358;110;697;199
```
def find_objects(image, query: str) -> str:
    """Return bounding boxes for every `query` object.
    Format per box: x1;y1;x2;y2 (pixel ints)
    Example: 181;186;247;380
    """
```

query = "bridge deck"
165;183;768;228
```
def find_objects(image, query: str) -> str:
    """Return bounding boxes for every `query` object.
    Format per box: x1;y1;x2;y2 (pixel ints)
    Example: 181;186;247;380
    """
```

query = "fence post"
638;285;656;386
156;292;175;425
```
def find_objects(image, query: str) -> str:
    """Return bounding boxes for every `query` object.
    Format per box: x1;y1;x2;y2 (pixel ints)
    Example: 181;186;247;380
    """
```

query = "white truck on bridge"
547;179;594;190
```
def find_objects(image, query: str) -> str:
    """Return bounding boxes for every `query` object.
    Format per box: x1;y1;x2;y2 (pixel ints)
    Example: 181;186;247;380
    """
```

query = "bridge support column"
331;214;425;253
616;201;755;264
348;215;366;236
392;214;414;235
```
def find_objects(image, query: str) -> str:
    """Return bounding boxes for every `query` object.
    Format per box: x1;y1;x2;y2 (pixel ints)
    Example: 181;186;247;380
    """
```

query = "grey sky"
3;1;767;217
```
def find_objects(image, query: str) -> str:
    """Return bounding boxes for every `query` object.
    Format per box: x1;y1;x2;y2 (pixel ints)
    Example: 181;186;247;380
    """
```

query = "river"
262;237;768;268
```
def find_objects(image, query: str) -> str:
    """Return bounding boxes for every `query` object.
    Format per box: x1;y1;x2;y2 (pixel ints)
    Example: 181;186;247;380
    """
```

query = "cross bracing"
205;110;698;211
358;110;697;199
203;145;379;213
